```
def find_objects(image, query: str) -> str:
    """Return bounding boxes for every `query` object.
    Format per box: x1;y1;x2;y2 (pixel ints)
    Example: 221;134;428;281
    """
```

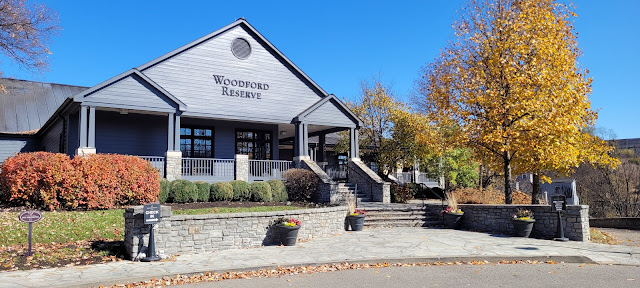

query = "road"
178;263;640;288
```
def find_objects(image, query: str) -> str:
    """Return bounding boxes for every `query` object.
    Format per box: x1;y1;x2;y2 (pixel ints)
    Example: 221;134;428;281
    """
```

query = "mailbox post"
551;195;569;241
142;203;161;262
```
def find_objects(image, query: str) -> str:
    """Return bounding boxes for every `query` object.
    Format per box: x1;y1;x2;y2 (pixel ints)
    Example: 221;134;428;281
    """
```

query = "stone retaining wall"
590;217;640;230
124;206;348;260
432;204;590;241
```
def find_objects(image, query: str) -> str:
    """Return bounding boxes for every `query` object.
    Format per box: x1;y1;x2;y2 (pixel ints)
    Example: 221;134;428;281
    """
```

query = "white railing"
139;156;165;177
417;173;438;184
394;172;413;184
249;160;293;181
182;158;235;182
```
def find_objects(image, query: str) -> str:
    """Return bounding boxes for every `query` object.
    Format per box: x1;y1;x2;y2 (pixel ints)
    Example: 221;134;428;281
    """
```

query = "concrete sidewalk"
1;227;639;288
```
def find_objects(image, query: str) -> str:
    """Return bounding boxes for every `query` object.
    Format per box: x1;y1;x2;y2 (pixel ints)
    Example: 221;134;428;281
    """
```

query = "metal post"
142;224;161;261
27;222;33;256
554;211;569;241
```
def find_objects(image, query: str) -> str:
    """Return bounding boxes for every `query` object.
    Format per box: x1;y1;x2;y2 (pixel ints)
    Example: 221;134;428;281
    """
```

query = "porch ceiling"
277;123;348;141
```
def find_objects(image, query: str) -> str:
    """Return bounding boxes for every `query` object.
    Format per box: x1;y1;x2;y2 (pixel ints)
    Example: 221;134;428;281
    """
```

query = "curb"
74;255;596;288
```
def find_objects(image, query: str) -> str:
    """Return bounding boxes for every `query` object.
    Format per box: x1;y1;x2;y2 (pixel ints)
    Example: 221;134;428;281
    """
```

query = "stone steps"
360;205;443;228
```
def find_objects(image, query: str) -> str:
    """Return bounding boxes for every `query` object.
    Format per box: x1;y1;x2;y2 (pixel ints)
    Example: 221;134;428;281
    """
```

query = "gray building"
0;19;389;203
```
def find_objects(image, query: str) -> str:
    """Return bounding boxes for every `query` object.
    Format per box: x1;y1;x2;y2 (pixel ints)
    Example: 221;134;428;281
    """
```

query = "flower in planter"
442;192;463;215
513;209;534;221
350;209;366;216
442;206;463;215
274;217;301;227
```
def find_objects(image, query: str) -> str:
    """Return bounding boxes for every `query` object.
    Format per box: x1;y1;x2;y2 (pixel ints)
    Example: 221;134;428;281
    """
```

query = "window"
180;127;214;158
236;129;272;160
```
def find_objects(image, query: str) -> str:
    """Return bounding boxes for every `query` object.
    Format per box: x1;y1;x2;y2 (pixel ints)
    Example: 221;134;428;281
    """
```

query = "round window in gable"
231;38;251;59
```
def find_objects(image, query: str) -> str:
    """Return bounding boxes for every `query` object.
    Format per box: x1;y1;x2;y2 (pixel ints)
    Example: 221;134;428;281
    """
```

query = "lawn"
0;204;306;271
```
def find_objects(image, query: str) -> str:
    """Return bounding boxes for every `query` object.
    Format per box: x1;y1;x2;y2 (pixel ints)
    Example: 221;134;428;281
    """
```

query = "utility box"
541;179;579;205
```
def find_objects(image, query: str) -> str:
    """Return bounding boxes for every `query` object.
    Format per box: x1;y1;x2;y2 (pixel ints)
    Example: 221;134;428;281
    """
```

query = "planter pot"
443;212;464;229
275;225;300;246
512;219;535;237
347;215;366;231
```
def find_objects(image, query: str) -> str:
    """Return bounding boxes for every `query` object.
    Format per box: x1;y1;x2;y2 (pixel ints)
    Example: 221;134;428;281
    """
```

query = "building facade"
0;19;389;203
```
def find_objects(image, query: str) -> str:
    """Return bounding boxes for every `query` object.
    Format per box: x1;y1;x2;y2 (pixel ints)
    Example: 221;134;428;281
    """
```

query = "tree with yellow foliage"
343;78;439;176
416;0;617;204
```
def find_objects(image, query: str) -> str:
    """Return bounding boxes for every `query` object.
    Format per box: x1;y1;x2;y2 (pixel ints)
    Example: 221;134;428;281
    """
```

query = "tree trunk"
503;151;512;204
532;173;540;204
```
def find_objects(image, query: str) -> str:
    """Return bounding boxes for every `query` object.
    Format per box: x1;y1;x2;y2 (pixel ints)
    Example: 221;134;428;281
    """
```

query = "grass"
172;206;305;215
0;205;306;247
0;210;124;246
590;228;621;245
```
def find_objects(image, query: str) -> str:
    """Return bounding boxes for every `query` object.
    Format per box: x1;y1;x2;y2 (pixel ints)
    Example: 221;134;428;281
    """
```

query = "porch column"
293;122;309;161
76;105;96;156
349;127;359;160
165;112;182;181
167;112;175;151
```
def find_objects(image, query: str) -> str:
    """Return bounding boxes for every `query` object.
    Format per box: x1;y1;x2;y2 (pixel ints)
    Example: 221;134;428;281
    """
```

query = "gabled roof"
292;94;363;127
73;68;186;111
0;78;88;133
137;18;329;97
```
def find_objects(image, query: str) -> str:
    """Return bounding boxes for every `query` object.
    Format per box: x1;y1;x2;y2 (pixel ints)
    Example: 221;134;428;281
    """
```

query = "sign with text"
551;195;567;212
143;203;161;225
212;74;269;100
18;210;42;223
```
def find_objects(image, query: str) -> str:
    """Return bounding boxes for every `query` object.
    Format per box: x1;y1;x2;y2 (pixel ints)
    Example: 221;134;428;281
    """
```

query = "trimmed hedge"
390;183;413;203
250;182;272;202
282;168;318;201
171;180;198;203
210;182;233;201
0;152;160;210
230;180;251;201
267;180;287;202
194;181;210;202
159;179;171;203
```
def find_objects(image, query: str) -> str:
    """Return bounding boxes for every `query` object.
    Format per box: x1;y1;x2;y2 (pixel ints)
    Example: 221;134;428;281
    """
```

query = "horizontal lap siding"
143;25;323;124
303;100;356;128
95;111;167;156
41;118;62;153
82;76;177;112
0;136;39;164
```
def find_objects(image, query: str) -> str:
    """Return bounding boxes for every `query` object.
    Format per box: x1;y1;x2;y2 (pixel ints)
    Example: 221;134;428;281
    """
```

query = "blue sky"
2;0;639;138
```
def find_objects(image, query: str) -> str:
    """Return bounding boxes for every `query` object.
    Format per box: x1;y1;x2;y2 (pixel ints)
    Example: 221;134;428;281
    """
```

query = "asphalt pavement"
1;227;639;288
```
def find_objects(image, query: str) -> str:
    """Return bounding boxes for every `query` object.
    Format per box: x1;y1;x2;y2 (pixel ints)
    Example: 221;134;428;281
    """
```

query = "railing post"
235;154;249;182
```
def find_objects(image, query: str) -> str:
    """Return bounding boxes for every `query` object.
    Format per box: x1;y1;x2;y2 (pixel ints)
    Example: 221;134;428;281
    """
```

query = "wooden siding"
143;25;324;124
302;99;356;128
181;117;279;160
95;111;167;156
41;118;62;153
67;112;79;155
0;136;38;164
81;75;178;113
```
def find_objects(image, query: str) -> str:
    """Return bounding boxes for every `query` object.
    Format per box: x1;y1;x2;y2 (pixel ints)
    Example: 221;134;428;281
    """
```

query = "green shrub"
210;182;233;201
230;180;251;201
159;179;171;203
390;183;413;203
194;181;210;202
250;182;272;202
282;168;318;201
267;180;287;202
171;180;198;203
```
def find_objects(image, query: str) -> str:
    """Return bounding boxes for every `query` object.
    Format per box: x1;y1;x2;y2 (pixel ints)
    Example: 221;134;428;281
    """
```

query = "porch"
139;156;293;183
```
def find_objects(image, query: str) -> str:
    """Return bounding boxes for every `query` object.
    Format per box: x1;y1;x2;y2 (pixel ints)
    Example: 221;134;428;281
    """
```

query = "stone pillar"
235;154;249;182
165;151;182;181
124;205;172;260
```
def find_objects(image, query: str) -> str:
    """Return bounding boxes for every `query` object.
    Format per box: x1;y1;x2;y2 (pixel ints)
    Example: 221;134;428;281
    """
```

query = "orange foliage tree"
416;0;617;204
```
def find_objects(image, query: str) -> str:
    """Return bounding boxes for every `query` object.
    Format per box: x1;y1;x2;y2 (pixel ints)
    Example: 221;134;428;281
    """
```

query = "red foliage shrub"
0;152;81;210
0;152;159;210
73;154;159;209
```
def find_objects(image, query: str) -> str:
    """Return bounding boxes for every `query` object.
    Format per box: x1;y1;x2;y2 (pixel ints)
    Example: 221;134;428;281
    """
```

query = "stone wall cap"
167;206;347;221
